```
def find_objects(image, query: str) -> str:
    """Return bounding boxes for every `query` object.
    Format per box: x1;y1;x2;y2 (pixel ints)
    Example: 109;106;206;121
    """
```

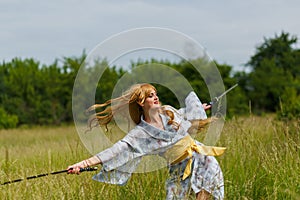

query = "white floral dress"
92;92;224;199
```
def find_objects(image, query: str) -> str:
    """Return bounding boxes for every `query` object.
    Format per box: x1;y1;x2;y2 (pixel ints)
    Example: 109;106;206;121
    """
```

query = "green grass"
0;116;299;199
220;116;300;200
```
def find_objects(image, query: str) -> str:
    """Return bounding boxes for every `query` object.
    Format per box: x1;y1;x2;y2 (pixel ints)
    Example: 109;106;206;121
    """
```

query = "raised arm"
178;91;211;120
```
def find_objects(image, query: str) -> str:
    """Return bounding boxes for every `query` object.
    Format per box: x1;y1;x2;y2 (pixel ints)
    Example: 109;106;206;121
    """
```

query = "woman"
68;83;225;200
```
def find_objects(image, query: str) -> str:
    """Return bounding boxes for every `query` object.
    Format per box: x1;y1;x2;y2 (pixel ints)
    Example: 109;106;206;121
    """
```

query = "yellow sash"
164;135;226;180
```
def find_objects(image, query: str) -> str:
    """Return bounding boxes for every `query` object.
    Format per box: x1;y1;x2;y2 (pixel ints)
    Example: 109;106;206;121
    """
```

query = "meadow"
0;116;299;199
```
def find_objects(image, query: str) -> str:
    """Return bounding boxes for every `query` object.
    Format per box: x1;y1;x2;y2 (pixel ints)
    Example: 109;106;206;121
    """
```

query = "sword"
208;83;238;105
1;167;98;186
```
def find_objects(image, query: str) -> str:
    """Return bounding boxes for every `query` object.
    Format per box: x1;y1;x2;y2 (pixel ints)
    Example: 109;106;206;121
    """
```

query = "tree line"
0;31;299;129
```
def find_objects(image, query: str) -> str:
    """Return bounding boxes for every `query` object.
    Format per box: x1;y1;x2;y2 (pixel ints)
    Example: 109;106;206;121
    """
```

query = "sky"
1;0;300;72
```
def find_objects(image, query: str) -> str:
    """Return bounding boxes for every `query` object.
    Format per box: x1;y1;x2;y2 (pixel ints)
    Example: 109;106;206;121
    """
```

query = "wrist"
84;160;90;168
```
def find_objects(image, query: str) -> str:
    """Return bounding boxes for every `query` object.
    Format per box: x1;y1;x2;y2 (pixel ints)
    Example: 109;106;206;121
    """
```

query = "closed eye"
148;92;158;98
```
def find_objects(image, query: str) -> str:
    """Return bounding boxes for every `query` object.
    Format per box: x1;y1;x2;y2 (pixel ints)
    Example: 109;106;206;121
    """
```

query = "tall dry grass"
220;116;300;199
0;116;299;199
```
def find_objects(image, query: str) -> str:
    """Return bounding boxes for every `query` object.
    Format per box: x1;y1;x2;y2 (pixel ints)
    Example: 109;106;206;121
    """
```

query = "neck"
143;109;161;123
143;110;164;130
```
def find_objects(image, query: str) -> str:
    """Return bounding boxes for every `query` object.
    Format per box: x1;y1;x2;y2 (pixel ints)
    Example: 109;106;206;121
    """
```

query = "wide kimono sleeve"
92;127;145;185
178;91;207;120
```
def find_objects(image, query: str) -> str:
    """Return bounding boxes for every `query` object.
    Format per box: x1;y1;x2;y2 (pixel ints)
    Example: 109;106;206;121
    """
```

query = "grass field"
0;116;299;199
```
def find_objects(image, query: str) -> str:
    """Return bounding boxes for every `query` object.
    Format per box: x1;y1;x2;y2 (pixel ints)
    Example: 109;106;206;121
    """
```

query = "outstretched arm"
67;137;131;174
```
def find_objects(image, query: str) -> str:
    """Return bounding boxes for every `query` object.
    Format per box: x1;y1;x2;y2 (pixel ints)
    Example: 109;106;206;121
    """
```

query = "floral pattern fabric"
166;141;224;199
92;91;224;199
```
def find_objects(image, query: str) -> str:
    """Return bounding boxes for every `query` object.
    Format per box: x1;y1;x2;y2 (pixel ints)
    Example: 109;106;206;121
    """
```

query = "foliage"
277;86;300;120
0;107;18;129
0;55;121;128
1;31;300;128
245;31;300;118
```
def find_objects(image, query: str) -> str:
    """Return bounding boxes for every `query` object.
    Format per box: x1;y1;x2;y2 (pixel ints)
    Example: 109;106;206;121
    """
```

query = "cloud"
0;0;299;70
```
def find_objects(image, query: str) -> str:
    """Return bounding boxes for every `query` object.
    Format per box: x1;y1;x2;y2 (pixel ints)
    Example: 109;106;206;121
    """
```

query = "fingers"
67;159;92;175
67;165;81;174
67;161;86;174
202;103;212;110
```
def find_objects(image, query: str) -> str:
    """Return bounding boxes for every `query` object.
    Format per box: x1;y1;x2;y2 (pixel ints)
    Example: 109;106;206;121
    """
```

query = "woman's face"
141;89;160;111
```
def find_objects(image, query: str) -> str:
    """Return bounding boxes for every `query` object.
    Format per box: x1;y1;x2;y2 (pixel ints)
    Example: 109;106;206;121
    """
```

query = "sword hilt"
207;97;219;106
67;166;98;174
79;167;98;172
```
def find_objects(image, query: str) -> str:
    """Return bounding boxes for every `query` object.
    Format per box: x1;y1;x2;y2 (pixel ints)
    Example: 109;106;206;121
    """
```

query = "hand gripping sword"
208;83;238;106
1;167;98;186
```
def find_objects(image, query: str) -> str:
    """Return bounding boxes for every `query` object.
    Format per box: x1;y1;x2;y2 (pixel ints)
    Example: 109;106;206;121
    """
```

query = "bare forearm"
85;155;102;166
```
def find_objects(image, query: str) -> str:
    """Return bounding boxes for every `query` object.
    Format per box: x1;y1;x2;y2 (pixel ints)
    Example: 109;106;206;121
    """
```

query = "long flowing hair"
87;83;155;131
86;83;212;133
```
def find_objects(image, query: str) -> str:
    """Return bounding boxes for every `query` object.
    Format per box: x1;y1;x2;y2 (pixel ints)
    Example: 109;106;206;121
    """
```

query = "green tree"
0;58;43;125
0;54;86;127
246;31;300;116
0;107;18;129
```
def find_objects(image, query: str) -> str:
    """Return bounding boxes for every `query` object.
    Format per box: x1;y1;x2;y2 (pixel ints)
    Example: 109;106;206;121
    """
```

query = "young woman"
67;83;225;200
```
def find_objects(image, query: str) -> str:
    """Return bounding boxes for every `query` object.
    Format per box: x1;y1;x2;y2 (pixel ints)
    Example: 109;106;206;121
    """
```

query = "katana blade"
209;83;238;105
